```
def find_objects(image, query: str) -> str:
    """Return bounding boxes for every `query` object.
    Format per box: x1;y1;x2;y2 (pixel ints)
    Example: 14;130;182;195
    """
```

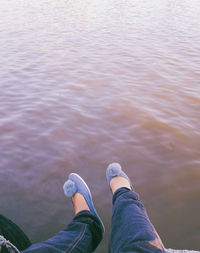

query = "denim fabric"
109;187;165;253
21;211;103;253
21;188;164;253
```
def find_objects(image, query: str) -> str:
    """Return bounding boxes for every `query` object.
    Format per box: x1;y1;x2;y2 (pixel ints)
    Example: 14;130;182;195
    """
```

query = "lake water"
0;0;200;251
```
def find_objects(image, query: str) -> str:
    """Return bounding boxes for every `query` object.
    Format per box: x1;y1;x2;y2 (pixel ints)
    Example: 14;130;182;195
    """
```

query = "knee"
148;238;164;250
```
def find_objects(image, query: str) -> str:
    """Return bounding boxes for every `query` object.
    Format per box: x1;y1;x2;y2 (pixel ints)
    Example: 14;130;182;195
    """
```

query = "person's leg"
21;210;102;253
22;174;104;253
107;163;165;253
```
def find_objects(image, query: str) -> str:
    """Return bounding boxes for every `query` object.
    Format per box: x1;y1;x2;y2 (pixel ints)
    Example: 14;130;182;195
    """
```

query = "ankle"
72;193;90;215
110;176;131;194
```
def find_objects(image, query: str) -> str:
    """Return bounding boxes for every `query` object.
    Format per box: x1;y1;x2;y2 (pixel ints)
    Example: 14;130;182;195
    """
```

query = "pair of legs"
21;163;165;253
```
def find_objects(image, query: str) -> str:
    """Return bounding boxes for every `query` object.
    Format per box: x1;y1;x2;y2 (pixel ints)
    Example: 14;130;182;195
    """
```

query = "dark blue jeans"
21;188;165;253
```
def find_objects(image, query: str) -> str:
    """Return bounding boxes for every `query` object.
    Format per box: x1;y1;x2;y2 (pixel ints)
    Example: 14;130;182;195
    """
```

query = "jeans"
21;188;165;253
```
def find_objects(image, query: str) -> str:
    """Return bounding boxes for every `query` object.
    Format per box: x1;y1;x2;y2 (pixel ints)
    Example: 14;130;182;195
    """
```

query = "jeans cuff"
112;187;140;205
73;210;101;225
71;210;103;251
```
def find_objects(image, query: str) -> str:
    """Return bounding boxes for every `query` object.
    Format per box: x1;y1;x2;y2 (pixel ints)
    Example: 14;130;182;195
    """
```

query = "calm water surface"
0;0;200;251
